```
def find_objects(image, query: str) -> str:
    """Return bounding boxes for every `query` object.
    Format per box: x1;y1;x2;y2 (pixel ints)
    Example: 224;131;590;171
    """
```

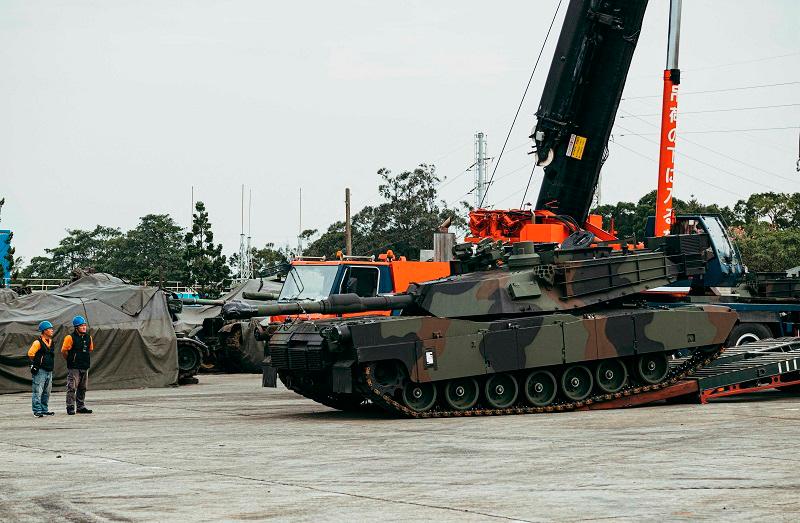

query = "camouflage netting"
0;273;177;394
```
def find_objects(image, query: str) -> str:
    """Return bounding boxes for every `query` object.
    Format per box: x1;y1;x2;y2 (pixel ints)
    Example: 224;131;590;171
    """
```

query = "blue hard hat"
72;315;87;327
38;321;53;332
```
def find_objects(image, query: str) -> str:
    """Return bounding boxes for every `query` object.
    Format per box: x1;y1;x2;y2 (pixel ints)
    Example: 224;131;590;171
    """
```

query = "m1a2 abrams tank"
225;236;738;417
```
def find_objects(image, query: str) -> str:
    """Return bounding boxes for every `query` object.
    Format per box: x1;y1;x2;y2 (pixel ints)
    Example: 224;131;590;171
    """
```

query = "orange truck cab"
271;251;450;323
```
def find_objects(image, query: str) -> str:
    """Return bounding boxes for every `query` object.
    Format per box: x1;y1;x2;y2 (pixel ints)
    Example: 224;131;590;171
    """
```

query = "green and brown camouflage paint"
266;237;736;403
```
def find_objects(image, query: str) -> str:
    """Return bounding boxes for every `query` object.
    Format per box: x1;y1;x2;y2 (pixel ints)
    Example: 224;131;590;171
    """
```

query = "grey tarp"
0;273;177;394
0;289;18;305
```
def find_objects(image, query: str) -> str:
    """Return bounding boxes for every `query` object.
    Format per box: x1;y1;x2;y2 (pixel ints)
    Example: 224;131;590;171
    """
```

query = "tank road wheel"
523;370;557;407
560;365;593;402
636;353;669;384
444;378;480;411
402;382;438;412
595;359;628;394
484;374;519;409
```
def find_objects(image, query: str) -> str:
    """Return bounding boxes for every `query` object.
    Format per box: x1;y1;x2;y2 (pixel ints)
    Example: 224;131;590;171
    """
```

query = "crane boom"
533;0;648;223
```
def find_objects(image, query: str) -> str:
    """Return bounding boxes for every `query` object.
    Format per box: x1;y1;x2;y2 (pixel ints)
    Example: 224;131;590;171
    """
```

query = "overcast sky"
2;0;798;264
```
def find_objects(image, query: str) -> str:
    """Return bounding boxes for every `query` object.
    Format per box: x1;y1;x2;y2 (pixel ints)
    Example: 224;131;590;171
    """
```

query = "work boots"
67;408;75;415
76;408;93;414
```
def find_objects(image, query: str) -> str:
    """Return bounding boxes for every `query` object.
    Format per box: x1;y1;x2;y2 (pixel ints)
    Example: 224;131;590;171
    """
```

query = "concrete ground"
1;375;798;522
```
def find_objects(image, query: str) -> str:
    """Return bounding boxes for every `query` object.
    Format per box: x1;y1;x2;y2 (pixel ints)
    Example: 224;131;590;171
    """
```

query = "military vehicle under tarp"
174;278;283;373
0;273;177;394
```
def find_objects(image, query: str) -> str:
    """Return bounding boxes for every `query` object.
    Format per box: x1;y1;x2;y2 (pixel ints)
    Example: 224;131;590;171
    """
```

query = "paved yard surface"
1;374;798;522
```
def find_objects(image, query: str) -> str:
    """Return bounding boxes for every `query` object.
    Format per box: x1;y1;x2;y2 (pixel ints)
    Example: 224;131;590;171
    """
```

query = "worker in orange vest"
28;321;56;418
61;315;94;415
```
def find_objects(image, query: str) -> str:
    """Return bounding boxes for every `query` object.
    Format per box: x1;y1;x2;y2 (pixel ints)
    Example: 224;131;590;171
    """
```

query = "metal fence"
12;278;237;294
12;278;70;292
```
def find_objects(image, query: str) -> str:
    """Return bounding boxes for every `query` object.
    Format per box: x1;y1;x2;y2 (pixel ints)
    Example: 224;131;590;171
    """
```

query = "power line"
619;103;800;118
613;122;783;192
450;161;535;204
617;108;799;184
486;161;536;185
611;141;748;199
436;165;475;191
519;164;538;208
618;126;799;136
431;141;472;163
682;51;800;73
622;81;800;100
627;51;800;80
478;0;563;208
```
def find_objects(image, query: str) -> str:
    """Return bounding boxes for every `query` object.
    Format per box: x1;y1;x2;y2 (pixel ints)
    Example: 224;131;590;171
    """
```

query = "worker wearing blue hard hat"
61;315;94;415
28;320;56;417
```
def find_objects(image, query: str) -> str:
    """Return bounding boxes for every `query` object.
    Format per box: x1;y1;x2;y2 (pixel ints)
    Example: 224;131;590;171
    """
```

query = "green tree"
183;201;230;297
20;225;122;278
593;190;737;241
731;223;800;272
733;192;800;229
107;214;185;284
229;242;291;278
305;164;467;259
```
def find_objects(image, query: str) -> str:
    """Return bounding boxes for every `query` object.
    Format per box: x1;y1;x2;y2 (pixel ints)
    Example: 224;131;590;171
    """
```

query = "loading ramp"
586;337;800;410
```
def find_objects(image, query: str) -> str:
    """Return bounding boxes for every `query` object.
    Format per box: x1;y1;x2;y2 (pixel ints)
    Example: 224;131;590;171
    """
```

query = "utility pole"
238;185;248;281
655;0;681;237
247;188;253;278
474;132;488;209
296;188;303;257
345;188;352;256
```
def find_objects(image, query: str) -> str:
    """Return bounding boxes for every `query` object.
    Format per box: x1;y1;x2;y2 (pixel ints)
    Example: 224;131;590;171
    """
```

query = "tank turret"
232;235;707;321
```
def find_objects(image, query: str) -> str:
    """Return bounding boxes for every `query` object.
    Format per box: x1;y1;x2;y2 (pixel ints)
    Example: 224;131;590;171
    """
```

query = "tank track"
279;371;367;411
361;347;724;418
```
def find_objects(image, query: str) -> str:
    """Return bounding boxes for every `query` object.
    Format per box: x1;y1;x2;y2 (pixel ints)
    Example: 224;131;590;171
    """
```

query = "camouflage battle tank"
226;236;738;417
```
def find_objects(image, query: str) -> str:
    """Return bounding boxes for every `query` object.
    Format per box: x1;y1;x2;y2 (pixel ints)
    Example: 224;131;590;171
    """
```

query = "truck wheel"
178;345;201;372
726;323;772;347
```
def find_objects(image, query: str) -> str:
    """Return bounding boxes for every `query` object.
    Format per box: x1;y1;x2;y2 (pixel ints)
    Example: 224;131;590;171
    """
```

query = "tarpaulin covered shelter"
0;273;177;394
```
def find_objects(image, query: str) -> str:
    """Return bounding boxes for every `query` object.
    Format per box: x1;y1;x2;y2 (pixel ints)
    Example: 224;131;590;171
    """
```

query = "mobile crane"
467;0;798;348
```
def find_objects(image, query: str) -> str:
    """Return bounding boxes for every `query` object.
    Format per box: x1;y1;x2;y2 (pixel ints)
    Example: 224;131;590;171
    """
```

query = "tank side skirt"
380;309;724;384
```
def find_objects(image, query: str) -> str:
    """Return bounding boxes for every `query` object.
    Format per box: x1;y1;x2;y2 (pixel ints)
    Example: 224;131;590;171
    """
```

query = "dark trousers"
66;368;88;410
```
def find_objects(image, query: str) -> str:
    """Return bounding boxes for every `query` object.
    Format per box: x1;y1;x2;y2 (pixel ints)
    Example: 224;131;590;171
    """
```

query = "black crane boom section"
533;0;648;223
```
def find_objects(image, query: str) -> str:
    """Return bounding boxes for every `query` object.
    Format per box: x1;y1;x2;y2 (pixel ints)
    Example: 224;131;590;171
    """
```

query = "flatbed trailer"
585;337;800;410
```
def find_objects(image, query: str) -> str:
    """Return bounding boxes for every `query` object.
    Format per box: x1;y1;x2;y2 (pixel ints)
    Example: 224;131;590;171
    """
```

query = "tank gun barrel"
242;291;280;301
222;293;414;320
180;297;227;306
